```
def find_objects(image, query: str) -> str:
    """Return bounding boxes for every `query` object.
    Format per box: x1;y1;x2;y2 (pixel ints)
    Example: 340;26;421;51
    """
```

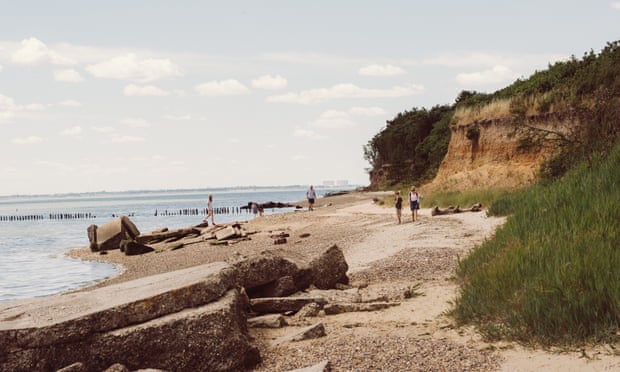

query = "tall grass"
451;143;620;345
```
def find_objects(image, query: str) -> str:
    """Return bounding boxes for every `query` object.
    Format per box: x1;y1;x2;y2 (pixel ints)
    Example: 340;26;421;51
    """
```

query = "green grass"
450;143;620;345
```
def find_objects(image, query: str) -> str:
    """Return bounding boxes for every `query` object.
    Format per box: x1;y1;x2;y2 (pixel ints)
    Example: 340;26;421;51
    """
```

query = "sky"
0;1;618;196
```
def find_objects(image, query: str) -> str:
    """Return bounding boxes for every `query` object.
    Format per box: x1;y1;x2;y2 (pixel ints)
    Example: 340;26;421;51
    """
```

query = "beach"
66;191;620;371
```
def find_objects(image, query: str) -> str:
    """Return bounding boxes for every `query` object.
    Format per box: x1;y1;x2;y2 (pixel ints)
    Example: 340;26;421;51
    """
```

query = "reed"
451;143;620;345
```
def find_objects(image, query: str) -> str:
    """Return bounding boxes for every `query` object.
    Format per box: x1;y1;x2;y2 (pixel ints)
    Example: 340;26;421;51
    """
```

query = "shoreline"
17;191;620;370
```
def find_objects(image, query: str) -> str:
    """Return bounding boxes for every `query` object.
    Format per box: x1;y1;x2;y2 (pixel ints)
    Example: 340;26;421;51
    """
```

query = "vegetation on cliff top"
365;40;620;188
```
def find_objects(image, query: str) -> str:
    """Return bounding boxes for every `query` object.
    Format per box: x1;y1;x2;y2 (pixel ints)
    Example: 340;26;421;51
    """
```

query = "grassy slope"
449;143;620;345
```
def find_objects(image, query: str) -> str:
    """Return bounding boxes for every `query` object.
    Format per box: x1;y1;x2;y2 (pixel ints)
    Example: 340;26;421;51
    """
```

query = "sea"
0;185;355;304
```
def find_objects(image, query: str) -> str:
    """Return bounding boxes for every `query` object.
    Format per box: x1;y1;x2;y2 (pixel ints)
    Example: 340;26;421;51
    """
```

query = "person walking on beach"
206;194;215;225
306;185;317;211
251;202;259;218
409;186;421;222
394;190;403;224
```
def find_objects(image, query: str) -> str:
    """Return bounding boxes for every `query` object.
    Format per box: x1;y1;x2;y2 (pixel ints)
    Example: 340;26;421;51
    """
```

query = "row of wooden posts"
0;206;257;222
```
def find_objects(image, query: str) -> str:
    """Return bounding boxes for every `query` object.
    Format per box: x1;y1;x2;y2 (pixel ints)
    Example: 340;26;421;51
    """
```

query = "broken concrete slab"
88;215;141;252
250;297;327;314
247;314;287;328
286;359;330;372
274;322;326;345
0;261;235;350
322;301;401;315
2;290;260;372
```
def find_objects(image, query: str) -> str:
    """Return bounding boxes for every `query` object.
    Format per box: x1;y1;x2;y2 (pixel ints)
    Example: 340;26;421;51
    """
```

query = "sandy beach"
68;191;620;371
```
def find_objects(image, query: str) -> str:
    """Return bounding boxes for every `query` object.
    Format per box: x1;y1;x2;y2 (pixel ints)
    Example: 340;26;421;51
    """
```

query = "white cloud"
251;74;287;90
611;2;620;10
12;136;43;144
349;106;387;116
23;103;47;111
310;110;355;129
59;99;82;107
293;128;324;140
92;126;115;133
86;53;182;83
120;117;150;128
456;65;520;86
62;126;83;137
195;79;250;96
0;64;3;72
310;106;387;129
124;84;170;97
359;64;405;76
112;135;146;143
164;114;193;121
0;94;48;122
11;37;75;66
268;83;423;104
54;69;84;82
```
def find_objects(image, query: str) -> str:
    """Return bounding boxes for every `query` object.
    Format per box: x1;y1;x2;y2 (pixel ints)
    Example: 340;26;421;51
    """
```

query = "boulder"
88;215;140;251
309;244;349;289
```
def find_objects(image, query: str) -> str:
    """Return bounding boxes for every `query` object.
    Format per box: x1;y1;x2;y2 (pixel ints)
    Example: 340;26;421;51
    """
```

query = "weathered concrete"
274;322;326;345
0;262;236;360
247;314;287;328
2;290;260;372
250;297;327;314
88;215;141;251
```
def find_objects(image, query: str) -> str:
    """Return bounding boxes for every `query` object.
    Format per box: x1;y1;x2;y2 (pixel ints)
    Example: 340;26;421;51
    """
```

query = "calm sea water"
0;185;352;304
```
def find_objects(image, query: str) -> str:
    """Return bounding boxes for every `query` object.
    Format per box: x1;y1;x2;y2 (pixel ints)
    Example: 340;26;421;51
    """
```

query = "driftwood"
431;203;483;216
136;227;201;244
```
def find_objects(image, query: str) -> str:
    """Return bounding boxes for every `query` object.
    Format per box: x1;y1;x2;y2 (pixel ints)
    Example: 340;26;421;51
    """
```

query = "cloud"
359;64;405;76
0;64;3;72
268;83;423;104
0;94;48;122
124;84;170;96
92;126;115;133
54;69;84;82
164;114;193;121
293;128;324;140
12;136;43;144
11;38;75;66
195;79;250;96
456;65;520;86
611;2;620;9
111;135;146;143
310;106;387;129
120;117;150;128
59;99;82;107
251;74;287;90
61;126;83;137
86;53;182;83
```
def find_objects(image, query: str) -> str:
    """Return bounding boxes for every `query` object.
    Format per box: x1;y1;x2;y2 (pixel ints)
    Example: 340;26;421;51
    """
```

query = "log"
431;203;483;216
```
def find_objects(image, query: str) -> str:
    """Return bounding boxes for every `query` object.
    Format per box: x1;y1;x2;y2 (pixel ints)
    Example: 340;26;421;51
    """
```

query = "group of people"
394;186;421;224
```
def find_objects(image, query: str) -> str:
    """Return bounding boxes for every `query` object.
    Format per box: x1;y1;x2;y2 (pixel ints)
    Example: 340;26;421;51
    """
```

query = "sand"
67;191;620;371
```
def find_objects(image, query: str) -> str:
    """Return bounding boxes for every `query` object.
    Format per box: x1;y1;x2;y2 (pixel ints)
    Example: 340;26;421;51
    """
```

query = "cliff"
425;111;579;192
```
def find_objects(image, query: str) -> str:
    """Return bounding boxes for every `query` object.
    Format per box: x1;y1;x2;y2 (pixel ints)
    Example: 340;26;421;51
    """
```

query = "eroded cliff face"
425;112;579;192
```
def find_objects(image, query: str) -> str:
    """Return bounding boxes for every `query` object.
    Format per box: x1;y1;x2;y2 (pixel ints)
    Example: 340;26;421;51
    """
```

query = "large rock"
309;244;349;289
0;262;258;371
88;215;141;251
2;290;259;372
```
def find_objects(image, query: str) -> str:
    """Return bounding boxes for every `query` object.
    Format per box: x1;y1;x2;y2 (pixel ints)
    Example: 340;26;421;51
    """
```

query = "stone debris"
322;301;400;315
274;322;327;345
248;314;288;328
285;359;330;372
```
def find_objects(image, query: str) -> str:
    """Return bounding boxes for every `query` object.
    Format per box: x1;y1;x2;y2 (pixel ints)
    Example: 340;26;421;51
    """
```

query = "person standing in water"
306;185;317;211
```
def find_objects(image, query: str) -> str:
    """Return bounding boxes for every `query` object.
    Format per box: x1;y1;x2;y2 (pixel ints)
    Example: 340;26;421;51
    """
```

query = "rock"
322;302;401;315
0;262;236;352
295;302;322;318
215;226;238;241
274;322;326;345
273;237;287;245
56;362;88;372
120;240;154;256
88;215;141;251
252;275;297;298
103;363;130;372
247;314;287;328
309;244;349;289
250;297;327;314
286;359;331;372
